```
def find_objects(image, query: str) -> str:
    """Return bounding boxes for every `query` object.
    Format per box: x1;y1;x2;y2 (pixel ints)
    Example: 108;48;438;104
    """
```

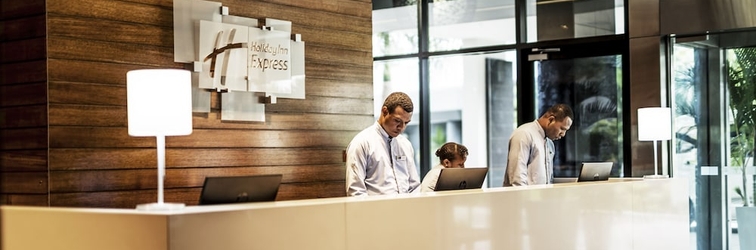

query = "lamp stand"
644;140;668;179
136;136;186;211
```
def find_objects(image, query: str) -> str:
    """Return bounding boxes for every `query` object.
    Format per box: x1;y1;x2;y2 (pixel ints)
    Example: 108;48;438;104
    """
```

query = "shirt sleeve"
506;131;532;186
407;147;421;193
345;141;369;196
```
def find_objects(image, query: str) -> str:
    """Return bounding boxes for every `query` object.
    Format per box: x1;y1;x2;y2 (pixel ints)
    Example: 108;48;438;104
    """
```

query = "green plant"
726;47;756;207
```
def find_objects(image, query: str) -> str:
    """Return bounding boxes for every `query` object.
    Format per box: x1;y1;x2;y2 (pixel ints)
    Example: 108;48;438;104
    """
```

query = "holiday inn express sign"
173;0;305;122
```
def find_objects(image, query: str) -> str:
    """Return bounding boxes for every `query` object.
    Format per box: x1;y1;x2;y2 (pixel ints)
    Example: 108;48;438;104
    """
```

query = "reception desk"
1;178;688;250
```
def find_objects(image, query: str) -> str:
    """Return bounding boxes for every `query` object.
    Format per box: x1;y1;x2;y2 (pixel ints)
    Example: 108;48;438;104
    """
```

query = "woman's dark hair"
435;142;468;162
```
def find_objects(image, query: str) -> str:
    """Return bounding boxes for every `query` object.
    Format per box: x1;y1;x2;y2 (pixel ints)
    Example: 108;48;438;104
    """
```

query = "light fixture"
127;69;193;210
637;107;672;179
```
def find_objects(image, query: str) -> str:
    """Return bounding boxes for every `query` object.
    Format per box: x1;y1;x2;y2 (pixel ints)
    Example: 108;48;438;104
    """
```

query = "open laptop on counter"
434;168;489;191
553;162;613;184
198;174;282;205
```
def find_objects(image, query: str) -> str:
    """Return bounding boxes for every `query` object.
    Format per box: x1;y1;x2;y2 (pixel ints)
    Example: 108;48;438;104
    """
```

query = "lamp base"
136;202;186;211
643;174;669;180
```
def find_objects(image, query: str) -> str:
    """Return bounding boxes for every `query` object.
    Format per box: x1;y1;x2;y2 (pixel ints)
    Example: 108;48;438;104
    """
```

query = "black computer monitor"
434;168;488;191
198;174;282;205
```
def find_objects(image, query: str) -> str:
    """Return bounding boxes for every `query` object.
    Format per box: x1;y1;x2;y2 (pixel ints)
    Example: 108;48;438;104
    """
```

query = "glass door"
519;41;626;178
671;30;756;250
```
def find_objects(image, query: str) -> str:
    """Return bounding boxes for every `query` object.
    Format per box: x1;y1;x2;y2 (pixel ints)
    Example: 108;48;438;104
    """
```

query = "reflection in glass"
429;51;517;186
373;1;419;57
673;31;756;250
374;59;421;174
534;55;623;177
525;0;624;42
724;46;756;250
671;45;702;249
429;0;516;52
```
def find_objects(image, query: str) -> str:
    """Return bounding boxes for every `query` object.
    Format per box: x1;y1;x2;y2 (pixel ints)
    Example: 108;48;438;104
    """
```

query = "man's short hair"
383;92;414;113
543;104;574;121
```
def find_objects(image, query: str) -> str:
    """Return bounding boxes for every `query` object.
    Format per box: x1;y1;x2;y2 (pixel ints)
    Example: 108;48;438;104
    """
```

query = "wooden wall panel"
0;37;46;63
35;0;373;208
50;127;356;148
0;60;47;85
0;0;45;19
0;105;47;128
0;150;47;172
0;82;47;106
1;172;47;193
49;148;345;170
49;165;344;192
0;128;47;150
0;0;49;206
49;181;344;208
0;15;46;41
0;194;48;206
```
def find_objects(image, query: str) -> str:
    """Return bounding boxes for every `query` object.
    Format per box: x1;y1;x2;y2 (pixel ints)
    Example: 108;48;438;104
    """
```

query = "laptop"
198;174;283;205
577;162;613;182
434;168;489;191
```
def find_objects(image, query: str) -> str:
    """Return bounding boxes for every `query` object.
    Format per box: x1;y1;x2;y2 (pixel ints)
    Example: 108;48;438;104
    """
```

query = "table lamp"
127;69;193;210
637;107;671;179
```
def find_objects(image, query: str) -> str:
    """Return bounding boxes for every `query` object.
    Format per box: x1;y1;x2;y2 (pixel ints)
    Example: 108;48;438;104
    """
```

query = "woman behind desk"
421;142;468;192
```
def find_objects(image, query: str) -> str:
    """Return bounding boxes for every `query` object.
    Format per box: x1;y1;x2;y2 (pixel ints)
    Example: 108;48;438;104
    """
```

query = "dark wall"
0;0;375;208
661;0;756;36
0;0;49;206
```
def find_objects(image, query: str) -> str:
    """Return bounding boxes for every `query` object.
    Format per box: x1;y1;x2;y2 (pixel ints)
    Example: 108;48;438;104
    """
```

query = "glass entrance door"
520;42;625;178
671;30;756;250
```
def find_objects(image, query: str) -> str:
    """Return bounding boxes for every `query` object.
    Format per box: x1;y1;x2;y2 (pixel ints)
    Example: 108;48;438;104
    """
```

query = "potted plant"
726;47;756;249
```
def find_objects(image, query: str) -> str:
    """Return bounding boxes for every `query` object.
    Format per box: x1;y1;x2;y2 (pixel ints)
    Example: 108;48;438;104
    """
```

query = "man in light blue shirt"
503;104;573;186
346;92;421;196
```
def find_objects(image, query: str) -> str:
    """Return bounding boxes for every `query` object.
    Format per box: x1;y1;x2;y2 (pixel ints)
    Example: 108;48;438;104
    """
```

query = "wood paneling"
0;60;46;85
0;15;46;41
46;0;174;27
0;194;48;206
49;165;344;192
0;128;47;150
1;0;373;208
1;171;47;193
0;0;50;207
0;37;46;63
50;127;356;148
0;0;45;19
49;181;344;208
0;150;47;172
0;105;47;128
49;148;346;170
0;82;46;106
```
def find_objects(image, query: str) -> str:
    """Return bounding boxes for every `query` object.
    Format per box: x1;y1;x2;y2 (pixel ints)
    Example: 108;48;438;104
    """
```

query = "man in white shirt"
503;104;573;186
345;92;421;196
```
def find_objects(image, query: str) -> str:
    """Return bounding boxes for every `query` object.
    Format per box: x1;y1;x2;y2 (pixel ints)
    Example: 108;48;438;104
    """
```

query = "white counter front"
1;178;689;250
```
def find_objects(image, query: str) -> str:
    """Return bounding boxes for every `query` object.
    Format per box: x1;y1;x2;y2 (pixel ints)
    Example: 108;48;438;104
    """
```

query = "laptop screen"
434;168;488;191
198;174;283;205
577;162;613;182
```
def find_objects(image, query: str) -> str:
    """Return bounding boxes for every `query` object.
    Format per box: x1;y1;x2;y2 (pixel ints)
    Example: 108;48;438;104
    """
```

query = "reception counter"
1;178;688;250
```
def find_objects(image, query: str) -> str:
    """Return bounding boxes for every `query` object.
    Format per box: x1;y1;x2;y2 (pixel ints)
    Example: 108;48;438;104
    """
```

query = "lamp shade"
127;69;193;137
637;107;671;141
